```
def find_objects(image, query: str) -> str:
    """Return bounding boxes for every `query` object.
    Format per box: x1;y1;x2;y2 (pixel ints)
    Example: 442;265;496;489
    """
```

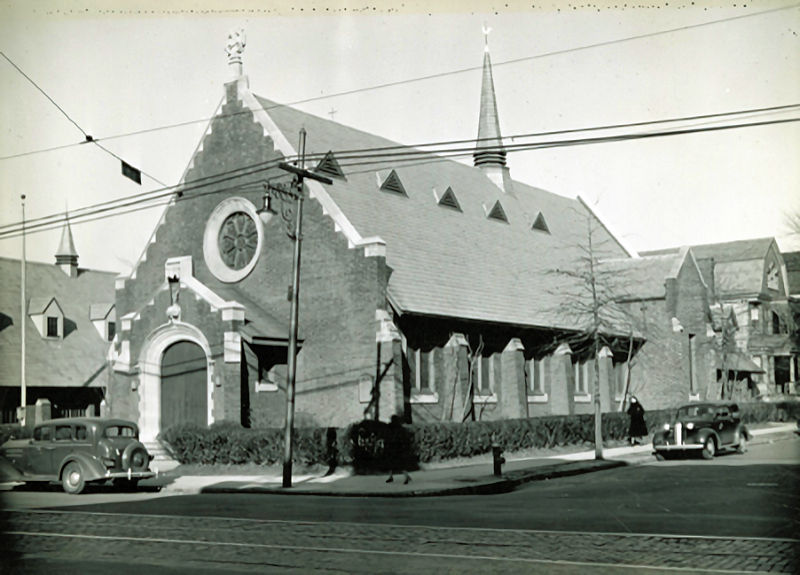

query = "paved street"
1;434;798;574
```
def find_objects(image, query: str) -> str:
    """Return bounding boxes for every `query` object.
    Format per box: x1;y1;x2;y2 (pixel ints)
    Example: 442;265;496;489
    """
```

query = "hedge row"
160;422;336;466
158;401;800;469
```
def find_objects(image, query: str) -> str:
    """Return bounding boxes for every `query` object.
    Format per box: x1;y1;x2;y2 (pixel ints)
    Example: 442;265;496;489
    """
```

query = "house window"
473;355;495;396
689;334;697;395
406;348;436;402
749;304;760;331
107;322;116;341
46;317;59;338
408;348;436;396
614;360;627;399
574;360;589;395
529;358;545;395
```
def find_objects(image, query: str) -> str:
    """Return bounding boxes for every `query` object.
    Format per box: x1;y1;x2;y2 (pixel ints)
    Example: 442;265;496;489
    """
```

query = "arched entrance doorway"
160;341;208;427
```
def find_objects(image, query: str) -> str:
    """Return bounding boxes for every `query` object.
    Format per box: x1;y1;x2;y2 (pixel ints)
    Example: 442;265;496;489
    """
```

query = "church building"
106;33;716;440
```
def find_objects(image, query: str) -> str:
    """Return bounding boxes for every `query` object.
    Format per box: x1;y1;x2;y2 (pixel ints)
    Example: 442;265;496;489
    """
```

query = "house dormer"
90;303;117;341
28;296;64;339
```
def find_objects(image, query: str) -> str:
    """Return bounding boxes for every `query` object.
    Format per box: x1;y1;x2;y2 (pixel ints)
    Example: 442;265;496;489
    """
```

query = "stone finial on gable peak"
226;28;246;77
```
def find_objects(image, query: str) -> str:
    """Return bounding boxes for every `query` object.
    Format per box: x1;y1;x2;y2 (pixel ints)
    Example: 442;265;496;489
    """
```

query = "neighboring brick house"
596;249;717;411
108;35;658;439
0;221;116;423
643;238;797;397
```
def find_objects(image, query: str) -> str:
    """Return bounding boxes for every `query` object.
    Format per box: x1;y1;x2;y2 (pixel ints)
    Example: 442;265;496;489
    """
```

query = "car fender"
695;428;720;448
0;455;25;481
58;452;106;482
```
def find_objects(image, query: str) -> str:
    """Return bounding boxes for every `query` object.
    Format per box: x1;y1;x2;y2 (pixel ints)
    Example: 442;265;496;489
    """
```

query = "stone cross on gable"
226;29;247;66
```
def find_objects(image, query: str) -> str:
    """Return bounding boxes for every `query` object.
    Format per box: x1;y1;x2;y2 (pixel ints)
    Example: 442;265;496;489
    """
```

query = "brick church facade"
106;33;725;439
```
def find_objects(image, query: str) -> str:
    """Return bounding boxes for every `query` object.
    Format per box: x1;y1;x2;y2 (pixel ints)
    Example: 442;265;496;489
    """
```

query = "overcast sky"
1;0;798;273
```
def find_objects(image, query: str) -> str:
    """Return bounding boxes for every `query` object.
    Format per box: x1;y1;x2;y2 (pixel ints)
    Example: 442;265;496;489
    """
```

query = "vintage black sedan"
653;401;750;460
0;417;155;494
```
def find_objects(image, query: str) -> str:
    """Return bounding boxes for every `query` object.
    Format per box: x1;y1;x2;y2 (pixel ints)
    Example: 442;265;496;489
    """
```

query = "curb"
199;459;628;498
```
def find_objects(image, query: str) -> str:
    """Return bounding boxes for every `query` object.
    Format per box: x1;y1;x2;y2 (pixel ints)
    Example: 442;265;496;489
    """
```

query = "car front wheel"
61;462;85;494
701;437;716;460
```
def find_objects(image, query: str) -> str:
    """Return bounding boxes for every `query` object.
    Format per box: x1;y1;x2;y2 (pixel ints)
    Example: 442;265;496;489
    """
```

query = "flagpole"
19;194;27;425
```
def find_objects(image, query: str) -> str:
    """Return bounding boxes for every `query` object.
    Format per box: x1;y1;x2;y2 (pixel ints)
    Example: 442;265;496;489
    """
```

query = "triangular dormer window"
379;170;407;196
437;187;462;211
532;212;550;233
315;151;346;180
486;200;508;223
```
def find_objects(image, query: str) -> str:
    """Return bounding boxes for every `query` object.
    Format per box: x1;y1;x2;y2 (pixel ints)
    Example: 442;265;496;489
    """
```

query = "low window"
473;355;494;396
107;322;116;341
528;358;546;395
574;360;589;395
407;348;435;394
46;316;59;337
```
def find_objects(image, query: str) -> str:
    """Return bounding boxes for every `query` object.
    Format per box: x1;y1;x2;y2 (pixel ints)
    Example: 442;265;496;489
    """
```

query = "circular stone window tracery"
203;197;263;283
218;212;258;270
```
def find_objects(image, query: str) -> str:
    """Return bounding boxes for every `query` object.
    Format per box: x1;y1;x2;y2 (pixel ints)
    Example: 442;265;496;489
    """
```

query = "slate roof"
256;96;632;333
643;238;777;298
642;237;774;263
597;254;683;300
0;257;116;388
783;251;800;296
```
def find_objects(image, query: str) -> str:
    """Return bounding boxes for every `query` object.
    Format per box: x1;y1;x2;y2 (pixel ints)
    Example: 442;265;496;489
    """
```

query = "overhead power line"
0;51;166;186
0;113;796;241
4;102;791;234
2;3;797;162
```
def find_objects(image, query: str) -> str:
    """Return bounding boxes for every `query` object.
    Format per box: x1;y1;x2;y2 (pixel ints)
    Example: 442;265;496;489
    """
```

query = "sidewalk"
153;421;798;498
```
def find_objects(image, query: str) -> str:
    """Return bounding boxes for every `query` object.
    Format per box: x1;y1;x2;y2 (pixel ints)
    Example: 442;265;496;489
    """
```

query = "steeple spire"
55;213;79;277
473;26;511;192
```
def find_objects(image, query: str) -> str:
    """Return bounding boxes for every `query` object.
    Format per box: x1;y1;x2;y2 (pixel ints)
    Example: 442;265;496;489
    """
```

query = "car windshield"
104;425;136;438
676;405;714;419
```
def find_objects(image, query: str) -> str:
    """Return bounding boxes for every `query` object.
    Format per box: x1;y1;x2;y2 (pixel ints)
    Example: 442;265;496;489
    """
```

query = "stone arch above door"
138;322;214;442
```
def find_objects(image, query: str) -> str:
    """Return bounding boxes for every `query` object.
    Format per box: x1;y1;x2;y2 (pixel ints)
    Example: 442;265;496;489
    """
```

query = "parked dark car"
652;401;750;460
0;417;155;494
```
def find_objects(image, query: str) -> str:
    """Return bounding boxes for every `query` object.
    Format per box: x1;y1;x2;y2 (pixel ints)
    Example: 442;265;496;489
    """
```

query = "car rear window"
75;425;88;441
677;405;714;419
104;425;136;438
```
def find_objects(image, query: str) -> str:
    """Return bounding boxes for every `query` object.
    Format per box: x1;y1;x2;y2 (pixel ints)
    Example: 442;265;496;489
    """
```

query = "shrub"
158;400;799;467
159;423;334;466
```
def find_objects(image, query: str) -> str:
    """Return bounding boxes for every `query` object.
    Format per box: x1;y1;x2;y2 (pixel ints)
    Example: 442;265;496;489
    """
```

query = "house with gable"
0;220;117;423
108;32;658;440
596;248;759;408
643;238;797;397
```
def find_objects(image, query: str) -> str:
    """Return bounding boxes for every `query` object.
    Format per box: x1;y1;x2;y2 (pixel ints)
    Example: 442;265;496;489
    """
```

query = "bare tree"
546;206;639;460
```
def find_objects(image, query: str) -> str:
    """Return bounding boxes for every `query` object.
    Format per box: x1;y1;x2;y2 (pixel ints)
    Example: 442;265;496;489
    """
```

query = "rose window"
218;212;258;270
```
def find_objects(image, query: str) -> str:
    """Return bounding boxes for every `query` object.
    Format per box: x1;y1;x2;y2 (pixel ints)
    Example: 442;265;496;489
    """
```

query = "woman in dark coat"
627;396;648;445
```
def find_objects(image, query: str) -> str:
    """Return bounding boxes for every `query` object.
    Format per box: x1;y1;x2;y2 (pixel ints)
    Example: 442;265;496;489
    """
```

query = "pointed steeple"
55;215;79;277
473;26;512;192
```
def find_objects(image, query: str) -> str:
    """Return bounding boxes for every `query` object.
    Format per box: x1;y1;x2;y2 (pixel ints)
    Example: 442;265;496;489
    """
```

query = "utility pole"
587;217;604;460
263;129;333;488
19;194;27;426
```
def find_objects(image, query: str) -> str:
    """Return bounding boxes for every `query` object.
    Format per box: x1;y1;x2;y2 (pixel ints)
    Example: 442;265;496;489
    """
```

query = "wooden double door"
161;341;208;427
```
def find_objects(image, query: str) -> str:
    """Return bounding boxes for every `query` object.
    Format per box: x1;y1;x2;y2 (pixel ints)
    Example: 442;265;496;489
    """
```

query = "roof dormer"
90;303;117;341
28;296;64;339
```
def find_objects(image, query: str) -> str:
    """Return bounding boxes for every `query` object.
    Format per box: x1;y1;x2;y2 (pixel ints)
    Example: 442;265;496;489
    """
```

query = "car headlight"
686;422;694;430
663;423;670;431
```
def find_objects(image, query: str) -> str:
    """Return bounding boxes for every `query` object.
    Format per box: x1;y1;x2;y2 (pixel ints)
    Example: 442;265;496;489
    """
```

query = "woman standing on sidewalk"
627;396;648;445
